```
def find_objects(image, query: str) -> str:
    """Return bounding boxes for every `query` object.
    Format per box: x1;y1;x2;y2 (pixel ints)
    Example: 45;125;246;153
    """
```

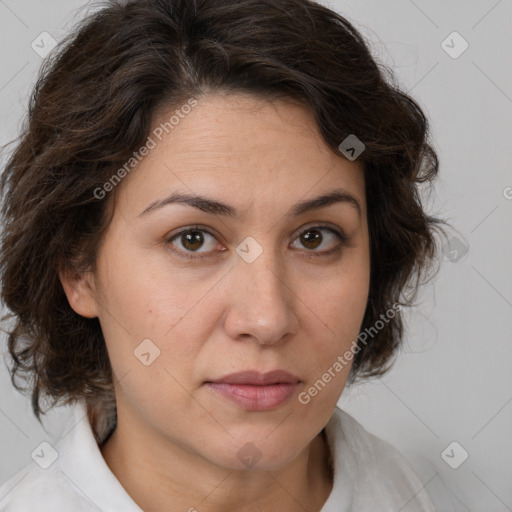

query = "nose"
222;246;300;346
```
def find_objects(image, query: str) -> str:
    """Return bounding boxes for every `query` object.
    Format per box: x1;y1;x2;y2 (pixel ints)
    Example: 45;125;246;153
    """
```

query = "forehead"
152;93;337;166
115;93;366;218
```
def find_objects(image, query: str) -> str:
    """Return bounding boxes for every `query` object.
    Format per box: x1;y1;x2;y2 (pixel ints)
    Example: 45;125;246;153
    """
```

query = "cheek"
93;239;222;387
297;289;368;414
95;233;203;334
314;255;370;338
299;257;369;386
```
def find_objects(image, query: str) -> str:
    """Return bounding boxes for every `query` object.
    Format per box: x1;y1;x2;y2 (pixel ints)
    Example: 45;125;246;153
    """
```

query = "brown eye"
167;226;221;260
180;230;205;251
300;229;323;249
291;226;347;255
166;224;348;262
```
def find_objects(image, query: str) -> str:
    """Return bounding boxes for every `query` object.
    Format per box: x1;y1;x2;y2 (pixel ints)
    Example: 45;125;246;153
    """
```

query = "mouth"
204;370;302;411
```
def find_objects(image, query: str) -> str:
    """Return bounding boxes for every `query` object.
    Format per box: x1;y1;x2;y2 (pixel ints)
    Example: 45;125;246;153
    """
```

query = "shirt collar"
55;400;143;511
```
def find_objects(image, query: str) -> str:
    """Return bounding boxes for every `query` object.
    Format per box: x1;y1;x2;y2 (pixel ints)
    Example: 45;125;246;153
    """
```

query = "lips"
205;370;301;411
208;370;301;386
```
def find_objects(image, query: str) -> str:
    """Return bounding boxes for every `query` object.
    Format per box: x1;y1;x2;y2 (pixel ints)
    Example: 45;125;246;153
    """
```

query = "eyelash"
165;223;350;261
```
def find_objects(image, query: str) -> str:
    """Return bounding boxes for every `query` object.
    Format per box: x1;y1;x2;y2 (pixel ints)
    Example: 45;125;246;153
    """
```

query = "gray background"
0;0;511;510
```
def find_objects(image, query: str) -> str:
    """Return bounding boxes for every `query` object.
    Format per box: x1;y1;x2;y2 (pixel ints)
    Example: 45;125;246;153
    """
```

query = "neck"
100;416;333;512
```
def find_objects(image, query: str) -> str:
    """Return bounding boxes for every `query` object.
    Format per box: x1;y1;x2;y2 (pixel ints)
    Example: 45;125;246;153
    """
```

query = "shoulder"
0;463;92;512
331;407;421;472
1;400;142;512
325;407;437;511
0;400;111;512
334;407;416;468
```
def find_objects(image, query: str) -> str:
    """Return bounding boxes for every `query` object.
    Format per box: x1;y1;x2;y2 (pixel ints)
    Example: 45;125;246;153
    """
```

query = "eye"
166;225;222;260
165;223;349;261
290;224;348;257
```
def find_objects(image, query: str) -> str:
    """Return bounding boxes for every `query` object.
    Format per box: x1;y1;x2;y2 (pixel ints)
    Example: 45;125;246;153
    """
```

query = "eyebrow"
138;187;361;219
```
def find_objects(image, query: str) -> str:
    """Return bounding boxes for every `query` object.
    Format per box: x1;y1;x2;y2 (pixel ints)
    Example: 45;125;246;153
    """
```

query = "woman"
0;0;446;510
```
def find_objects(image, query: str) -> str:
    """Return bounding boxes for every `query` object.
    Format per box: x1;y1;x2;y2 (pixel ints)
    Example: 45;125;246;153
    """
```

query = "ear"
59;267;99;319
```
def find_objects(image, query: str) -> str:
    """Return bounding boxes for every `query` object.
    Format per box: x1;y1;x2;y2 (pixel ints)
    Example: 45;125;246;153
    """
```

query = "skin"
60;92;370;512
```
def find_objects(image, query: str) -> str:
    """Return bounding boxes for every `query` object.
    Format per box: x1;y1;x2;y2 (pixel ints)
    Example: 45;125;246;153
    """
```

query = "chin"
200;433;307;472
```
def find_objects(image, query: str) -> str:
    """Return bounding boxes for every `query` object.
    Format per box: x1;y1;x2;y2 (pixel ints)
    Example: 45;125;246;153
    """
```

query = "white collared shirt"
0;401;437;511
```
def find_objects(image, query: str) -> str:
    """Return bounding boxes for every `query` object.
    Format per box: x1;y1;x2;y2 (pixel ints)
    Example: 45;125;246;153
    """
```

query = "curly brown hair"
0;0;446;439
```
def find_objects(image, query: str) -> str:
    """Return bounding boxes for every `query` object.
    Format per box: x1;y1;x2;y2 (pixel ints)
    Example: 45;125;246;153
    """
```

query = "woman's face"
64;92;370;470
